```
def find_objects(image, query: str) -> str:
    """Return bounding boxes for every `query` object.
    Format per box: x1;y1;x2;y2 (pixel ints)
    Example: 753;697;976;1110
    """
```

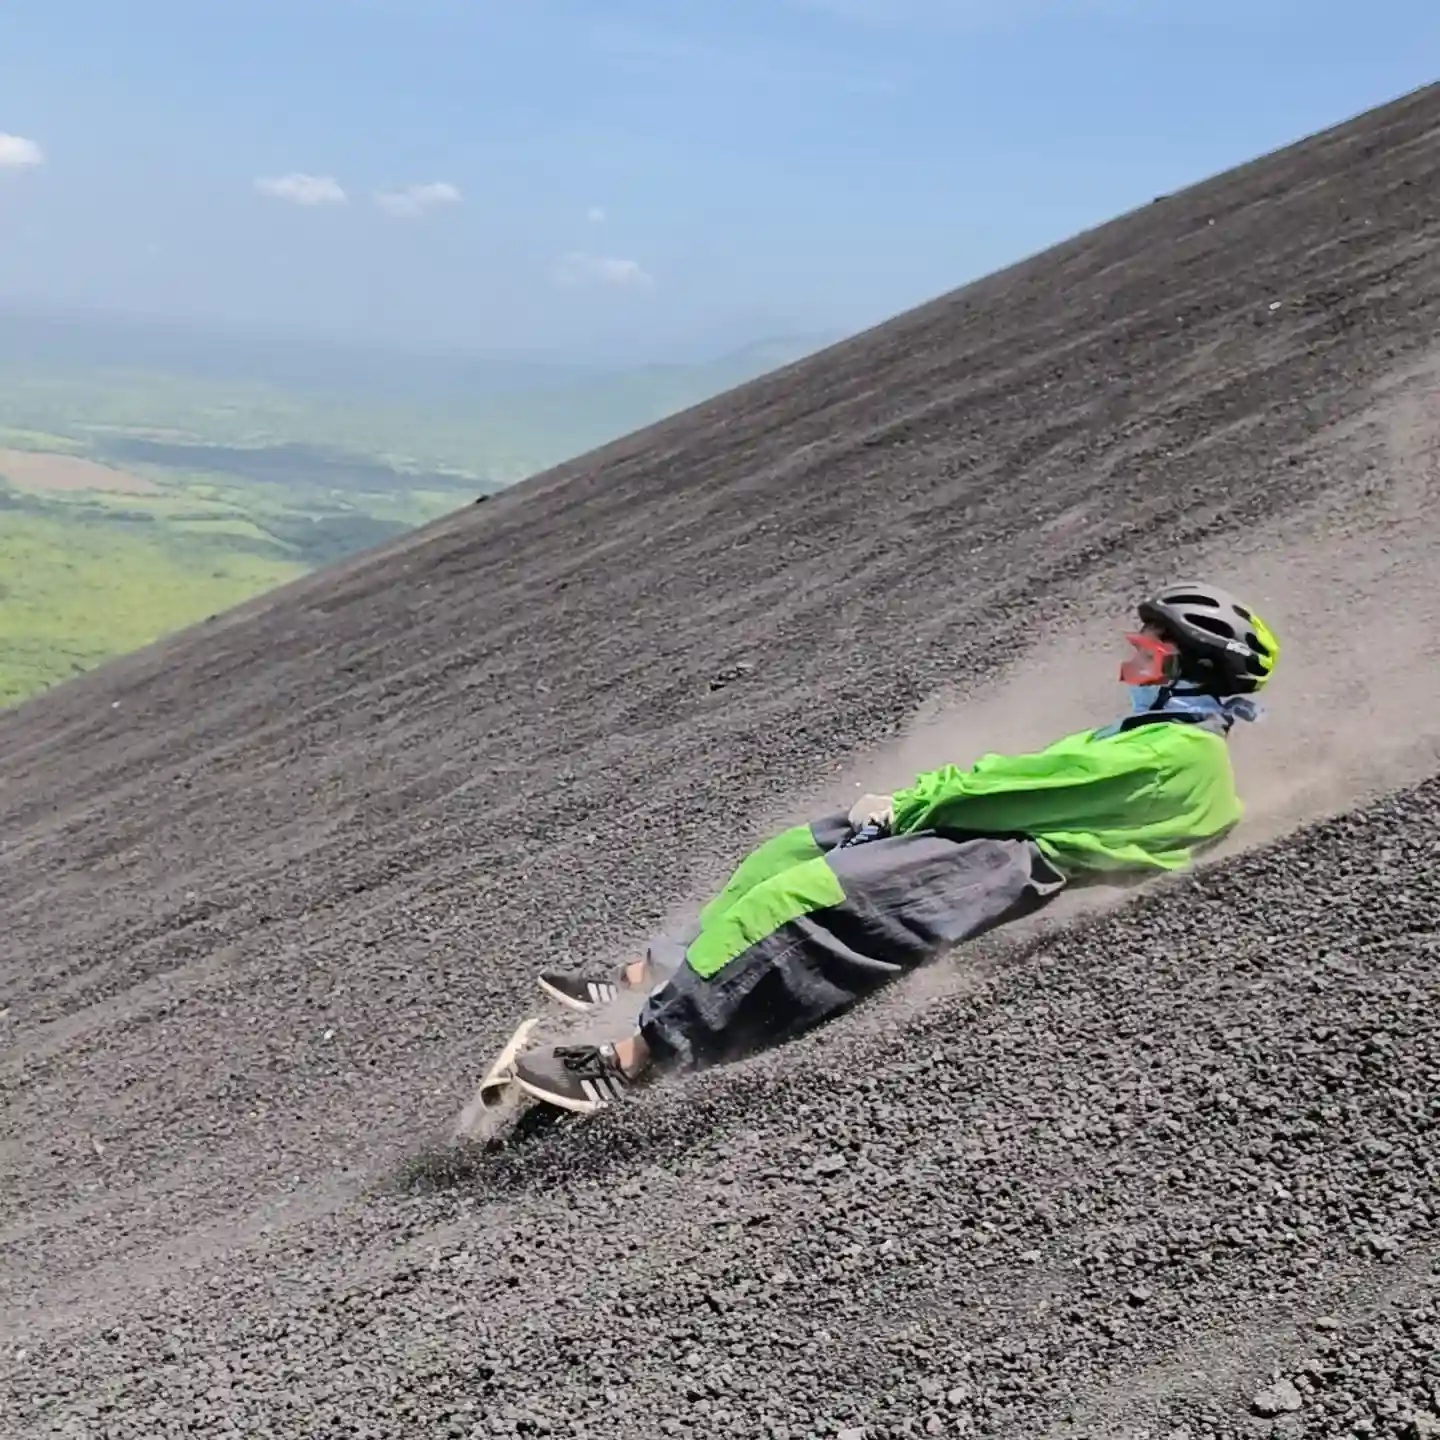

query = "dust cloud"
842;357;1440;866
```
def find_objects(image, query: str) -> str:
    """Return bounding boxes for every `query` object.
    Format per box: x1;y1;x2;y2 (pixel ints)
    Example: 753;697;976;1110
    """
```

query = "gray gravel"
3;83;1440;1440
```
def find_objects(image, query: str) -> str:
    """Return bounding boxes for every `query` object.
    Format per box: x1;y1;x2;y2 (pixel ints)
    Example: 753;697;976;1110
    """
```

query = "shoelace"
555;1045;618;1078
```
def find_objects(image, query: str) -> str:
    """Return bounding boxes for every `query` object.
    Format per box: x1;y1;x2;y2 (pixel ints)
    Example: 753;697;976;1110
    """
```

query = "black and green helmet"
1139;581;1280;695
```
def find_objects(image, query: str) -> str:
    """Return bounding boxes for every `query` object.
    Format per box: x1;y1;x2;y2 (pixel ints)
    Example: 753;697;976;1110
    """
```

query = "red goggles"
1119;632;1180;686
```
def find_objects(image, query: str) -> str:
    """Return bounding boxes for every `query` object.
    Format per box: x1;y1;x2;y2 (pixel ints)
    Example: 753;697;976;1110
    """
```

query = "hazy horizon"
0;296;848;391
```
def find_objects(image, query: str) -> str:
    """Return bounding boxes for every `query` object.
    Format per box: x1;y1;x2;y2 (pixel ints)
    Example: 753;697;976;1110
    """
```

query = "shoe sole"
535;976;599;1013
513;1073;607;1116
536;975;632;1013
476;1016;542;1109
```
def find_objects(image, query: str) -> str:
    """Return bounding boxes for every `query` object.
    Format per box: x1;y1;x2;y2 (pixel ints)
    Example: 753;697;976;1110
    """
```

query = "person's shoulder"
1134;720;1235;780
1086;719;1230;763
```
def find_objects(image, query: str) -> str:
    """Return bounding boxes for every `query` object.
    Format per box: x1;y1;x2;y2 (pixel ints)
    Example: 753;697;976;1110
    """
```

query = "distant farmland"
0;449;159;495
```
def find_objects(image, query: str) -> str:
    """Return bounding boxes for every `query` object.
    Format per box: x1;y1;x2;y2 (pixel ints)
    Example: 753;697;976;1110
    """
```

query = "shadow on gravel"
380;934;1062;1204
377;875;1184;1205
391;1103;574;1193
383;775;1435;1211
385;1079;746;1200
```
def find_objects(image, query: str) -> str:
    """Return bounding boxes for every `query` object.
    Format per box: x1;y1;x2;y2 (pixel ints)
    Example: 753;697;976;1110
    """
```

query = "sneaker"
536;962;648;1014
513;1044;633;1115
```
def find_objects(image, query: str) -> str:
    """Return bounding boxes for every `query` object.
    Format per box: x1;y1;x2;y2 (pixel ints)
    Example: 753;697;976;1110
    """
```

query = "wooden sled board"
476;1015;542;1109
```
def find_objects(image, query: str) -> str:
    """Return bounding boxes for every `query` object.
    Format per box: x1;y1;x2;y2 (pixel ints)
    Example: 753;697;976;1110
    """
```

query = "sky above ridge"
1;0;1436;363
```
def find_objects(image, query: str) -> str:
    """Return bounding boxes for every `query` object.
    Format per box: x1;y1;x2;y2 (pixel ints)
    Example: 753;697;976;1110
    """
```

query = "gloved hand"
848;792;894;833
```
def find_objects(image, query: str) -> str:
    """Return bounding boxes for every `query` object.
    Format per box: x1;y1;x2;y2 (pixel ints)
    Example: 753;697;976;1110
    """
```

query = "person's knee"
807;811;853;851
686;857;841;981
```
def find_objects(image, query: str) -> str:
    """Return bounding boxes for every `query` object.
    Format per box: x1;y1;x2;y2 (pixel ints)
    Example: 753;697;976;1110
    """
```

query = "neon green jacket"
890;719;1242;877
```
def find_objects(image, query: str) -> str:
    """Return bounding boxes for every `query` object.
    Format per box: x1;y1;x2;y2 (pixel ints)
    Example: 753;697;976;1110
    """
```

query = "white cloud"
374;181;462;218
586;205;607;224
0;134;44;170
254;172;348;206
553;251;655;290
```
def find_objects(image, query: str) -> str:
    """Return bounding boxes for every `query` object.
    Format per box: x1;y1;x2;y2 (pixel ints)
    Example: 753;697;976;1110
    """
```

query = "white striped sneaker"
536;967;636;1014
513;1044;633;1115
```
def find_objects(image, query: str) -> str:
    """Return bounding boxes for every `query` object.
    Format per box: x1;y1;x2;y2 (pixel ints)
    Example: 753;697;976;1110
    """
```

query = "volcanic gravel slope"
4;82;1440;1440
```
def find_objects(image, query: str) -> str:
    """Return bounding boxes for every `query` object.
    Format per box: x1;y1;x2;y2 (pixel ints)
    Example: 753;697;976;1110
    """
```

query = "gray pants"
636;814;1068;1073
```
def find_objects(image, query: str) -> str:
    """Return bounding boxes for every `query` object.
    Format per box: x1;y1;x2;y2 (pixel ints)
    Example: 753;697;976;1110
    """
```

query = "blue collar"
1093;686;1263;739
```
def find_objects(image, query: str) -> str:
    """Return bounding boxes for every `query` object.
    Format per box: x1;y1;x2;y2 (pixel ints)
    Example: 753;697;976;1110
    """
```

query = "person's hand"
848;792;894;832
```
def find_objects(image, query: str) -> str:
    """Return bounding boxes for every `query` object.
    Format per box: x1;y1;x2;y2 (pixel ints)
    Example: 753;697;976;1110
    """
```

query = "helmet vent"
1142;582;1275;694
1189;614;1238;639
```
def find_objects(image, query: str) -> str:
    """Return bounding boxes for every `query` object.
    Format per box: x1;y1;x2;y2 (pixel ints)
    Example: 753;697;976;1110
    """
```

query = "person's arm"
890;737;1162;838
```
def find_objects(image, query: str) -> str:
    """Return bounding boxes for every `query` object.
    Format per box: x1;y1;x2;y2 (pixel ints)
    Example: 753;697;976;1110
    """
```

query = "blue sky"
1;0;1436;363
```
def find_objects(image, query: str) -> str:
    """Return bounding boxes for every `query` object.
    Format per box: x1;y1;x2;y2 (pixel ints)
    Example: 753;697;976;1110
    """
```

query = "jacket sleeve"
889;736;1163;838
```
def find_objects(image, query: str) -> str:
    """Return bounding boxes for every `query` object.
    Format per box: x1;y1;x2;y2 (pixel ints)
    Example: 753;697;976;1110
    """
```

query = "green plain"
0;503;304;707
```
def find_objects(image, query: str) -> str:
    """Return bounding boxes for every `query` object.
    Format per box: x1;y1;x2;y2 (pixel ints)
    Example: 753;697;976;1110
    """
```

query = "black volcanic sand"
3;85;1440;1440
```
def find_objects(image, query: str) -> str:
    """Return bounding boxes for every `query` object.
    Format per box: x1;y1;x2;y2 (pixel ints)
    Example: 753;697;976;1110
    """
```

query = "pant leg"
637;831;1066;1072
